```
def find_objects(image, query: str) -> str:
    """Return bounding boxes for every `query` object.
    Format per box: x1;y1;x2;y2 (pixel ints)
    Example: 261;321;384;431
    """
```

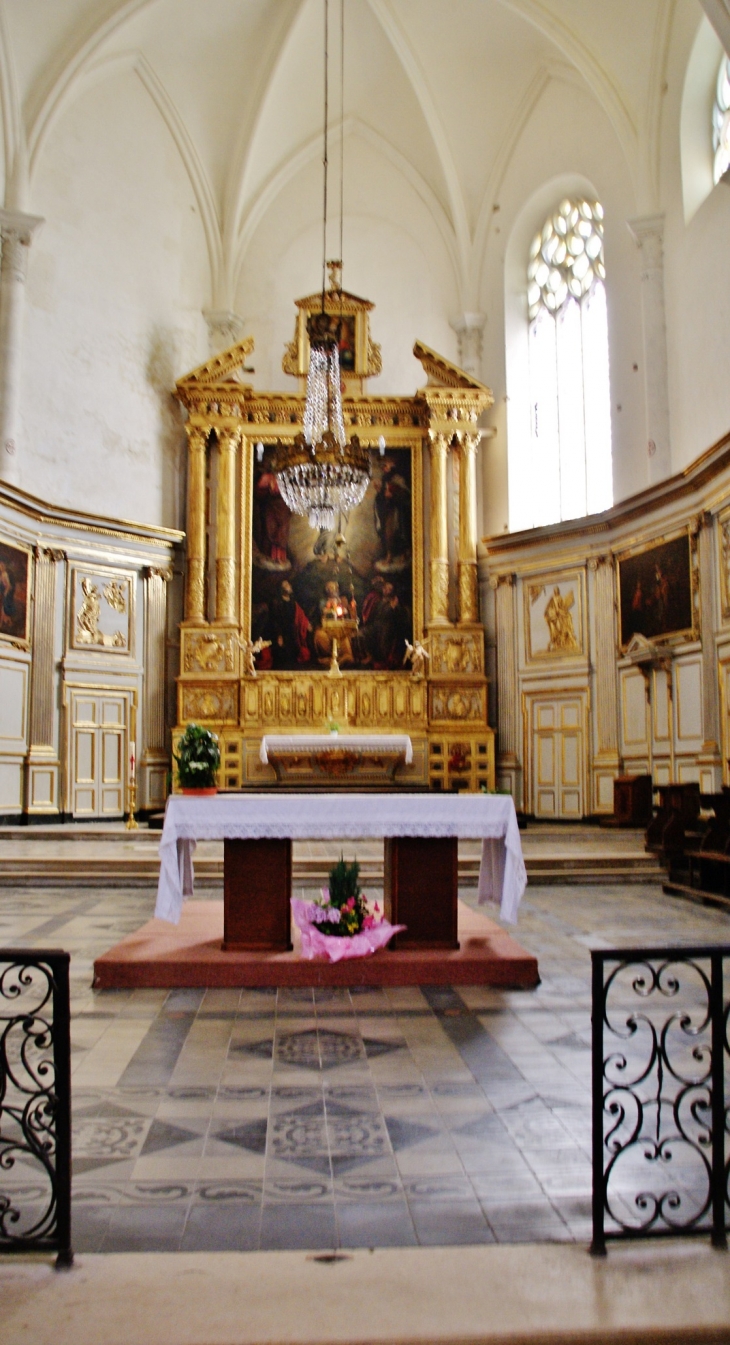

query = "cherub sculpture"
238;635;271;678
403;637;430;680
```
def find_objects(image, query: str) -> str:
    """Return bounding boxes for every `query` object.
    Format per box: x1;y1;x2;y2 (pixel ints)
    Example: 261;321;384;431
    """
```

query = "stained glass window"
713;54;730;185
524;198;613;527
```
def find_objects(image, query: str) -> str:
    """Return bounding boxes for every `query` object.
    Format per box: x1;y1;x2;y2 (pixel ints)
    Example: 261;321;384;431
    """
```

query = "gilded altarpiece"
174;294;495;792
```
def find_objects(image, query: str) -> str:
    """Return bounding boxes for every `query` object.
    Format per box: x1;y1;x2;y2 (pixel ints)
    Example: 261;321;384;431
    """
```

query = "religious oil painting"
618;533;694;648
524;571;584;661
0;538;30;645
250;445;413;672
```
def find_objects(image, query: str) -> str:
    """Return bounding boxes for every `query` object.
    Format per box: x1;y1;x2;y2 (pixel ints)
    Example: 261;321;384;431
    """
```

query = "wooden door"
531;695;585;818
69;690;126;817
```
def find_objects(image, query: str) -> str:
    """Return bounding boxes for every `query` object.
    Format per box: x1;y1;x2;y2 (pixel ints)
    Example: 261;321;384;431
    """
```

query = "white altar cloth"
155;793;527;928
260;733;413;765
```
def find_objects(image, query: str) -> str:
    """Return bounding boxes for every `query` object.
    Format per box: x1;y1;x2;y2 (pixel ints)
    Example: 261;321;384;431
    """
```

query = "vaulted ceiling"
0;0;703;310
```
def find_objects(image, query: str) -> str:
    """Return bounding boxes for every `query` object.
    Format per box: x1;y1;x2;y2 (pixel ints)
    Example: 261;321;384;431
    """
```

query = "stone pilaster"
590;555;620;810
491;573;521;803
185;423;208;624
25;546;61;815
450;313;485;380
141;566;172;811
428;432;450;625
457;433;480;624
0;210;44;485
215;429;239;625
592;557;619;756
627;215;672;486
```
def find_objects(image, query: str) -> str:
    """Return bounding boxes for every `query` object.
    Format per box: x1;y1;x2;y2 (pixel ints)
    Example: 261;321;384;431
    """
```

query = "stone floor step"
0;855;666;886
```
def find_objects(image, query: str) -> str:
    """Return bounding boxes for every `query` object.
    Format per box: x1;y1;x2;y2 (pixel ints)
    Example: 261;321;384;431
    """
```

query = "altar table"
155;794;527;953
259;733;412;785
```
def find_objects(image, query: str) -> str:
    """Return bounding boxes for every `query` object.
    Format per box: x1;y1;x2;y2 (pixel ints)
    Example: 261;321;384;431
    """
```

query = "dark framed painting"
0;538;30;645
249;443;417;672
618;532;694;649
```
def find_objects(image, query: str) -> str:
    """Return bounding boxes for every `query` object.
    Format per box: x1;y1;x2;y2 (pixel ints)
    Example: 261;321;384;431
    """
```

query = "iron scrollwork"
0;951;72;1266
592;945;729;1255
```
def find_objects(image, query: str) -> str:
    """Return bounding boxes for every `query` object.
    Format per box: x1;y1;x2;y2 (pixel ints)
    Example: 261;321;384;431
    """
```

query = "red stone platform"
93;900;539;989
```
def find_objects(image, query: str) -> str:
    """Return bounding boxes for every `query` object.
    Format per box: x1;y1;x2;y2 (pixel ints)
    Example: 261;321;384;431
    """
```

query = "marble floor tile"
4;871;730;1251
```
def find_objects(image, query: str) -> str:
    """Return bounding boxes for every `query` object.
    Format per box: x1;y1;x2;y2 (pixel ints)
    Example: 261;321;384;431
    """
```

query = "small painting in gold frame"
0;537;30;646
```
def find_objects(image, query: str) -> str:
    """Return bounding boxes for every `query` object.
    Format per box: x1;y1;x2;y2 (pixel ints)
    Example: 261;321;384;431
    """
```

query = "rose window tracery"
527;199;605;323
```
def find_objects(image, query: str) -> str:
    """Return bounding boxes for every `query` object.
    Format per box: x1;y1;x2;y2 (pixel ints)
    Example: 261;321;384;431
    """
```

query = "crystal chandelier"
275;0;370;532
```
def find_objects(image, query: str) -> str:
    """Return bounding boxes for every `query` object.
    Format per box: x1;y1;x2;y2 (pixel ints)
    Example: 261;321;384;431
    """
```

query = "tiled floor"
1;873;730;1251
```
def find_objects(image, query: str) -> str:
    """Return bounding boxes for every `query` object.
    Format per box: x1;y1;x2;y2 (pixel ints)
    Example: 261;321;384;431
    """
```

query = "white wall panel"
621;669;648;750
0;761;22;810
676;659;703;742
0;662;28;750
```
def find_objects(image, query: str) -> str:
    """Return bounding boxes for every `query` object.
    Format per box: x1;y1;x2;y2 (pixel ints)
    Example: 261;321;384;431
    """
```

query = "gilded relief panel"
70;567;135;655
524;570;585;662
429;628;483;676
181;684;238;724
430;684;486;723
182;629;237;676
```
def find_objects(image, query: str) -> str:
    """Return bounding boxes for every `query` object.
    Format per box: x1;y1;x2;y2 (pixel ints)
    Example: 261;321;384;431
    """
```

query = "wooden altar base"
93;900;538;990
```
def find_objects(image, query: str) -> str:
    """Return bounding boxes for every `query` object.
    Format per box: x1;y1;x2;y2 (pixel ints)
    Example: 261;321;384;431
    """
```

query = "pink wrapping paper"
290;898;405;962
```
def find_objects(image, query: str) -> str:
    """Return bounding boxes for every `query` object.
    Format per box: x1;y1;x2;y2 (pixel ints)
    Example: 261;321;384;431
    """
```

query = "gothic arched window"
525;198;613;527
713;54;730;184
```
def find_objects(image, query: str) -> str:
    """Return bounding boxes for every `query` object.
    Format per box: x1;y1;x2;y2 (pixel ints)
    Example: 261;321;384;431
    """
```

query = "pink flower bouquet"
291;855;405;962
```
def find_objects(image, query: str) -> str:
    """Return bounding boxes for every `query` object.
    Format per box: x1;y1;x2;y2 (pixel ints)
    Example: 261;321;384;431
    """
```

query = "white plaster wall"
20;72;210;529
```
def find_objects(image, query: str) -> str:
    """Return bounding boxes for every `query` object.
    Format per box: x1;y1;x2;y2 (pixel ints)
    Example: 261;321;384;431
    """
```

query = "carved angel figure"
403;638;430;679
544;587;578;653
77;578;102;644
239;635;272;677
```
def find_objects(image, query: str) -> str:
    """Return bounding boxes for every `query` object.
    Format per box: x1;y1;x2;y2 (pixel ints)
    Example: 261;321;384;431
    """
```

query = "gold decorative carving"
524;569;585;661
431;686;484;721
74;574;130;650
458;563;479;625
103;579;127;613
429;630;483;676
182;685;237;722
720;518;730;619
184;631;236;674
544;587;579;653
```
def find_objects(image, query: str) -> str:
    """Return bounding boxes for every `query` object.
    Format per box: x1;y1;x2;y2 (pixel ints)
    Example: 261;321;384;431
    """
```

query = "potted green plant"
175;723;220;795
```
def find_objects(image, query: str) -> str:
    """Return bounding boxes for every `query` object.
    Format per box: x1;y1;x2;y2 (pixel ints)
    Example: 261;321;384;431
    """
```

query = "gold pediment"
176;336;255;391
413;341;491;396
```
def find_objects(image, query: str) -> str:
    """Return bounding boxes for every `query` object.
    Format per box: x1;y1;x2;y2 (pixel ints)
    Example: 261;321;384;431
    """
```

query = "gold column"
185;423;208;624
215;428;239;626
429;432;449;624
457;432;480;624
